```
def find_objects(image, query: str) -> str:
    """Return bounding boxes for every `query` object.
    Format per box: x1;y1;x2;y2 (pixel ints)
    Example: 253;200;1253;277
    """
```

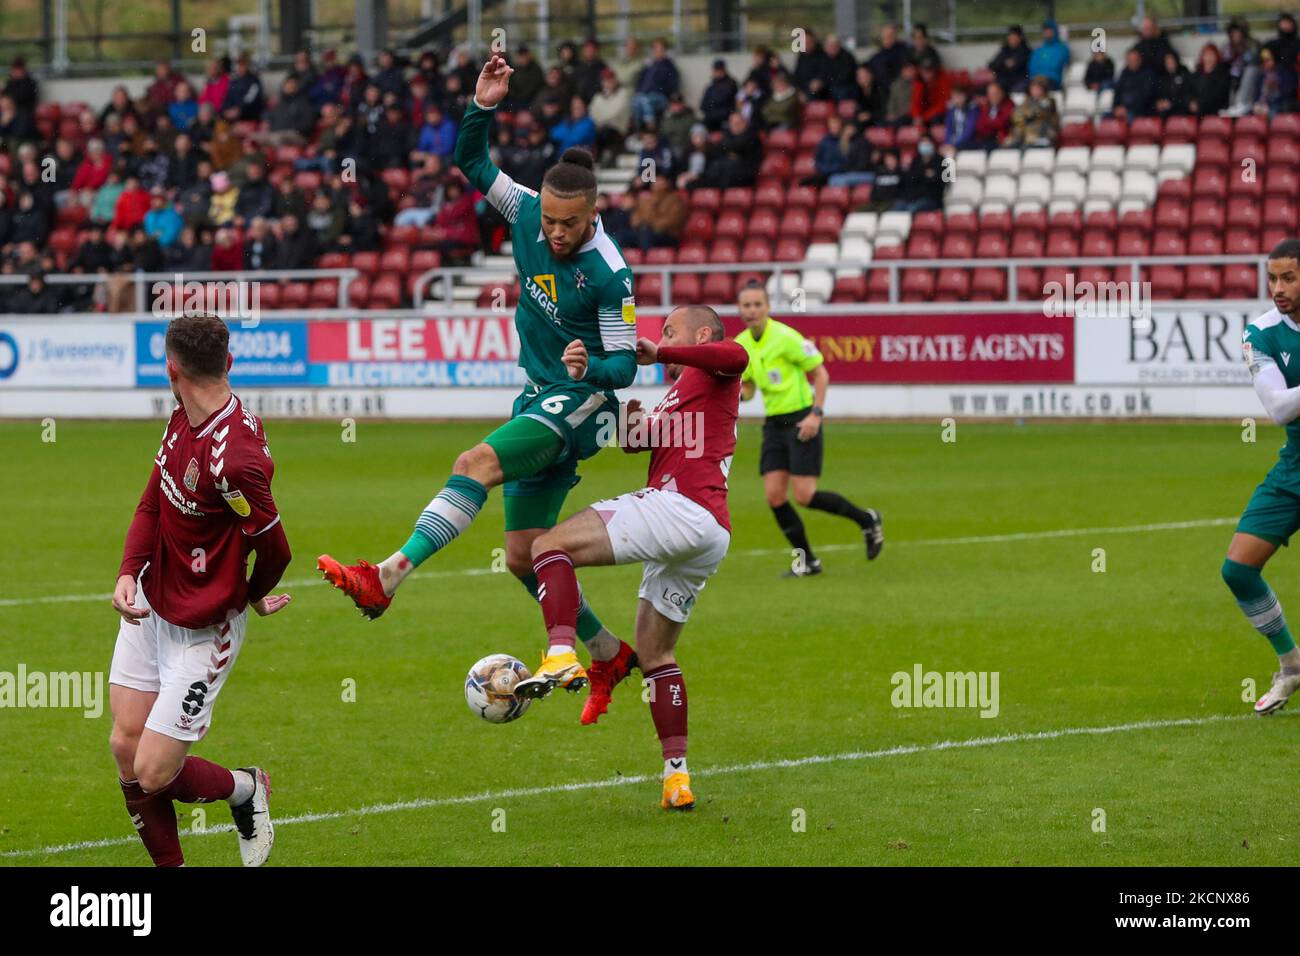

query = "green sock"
1222;558;1298;654
518;572;604;642
401;475;489;567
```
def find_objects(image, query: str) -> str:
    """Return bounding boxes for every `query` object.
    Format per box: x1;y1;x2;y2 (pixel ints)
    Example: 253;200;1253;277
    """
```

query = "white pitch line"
0;712;1270;861
0;516;1237;609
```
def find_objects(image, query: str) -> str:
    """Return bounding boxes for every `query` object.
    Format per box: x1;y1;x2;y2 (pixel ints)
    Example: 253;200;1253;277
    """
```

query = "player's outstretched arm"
453;55;538;226
1252;364;1300;425
653;340;750;376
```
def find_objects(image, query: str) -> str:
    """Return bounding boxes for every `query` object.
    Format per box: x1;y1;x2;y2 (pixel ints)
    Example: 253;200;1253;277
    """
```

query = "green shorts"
488;380;616;531
1237;464;1300;547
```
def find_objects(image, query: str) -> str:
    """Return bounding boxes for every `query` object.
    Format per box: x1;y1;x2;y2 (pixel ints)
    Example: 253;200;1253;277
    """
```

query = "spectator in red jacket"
146;59;182;113
199;56;231;113
424;178;479;261
111;174;151;230
972;81;1013;148
910;57;952;125
210;225;244;270
71;138;112;204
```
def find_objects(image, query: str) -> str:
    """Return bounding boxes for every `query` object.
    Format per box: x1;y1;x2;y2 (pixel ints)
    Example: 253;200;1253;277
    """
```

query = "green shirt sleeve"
786;326;824;372
454;99;537;224
1243;326;1277;378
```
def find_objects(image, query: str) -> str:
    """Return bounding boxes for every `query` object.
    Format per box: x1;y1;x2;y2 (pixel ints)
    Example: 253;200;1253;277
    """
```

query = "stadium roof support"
356;0;390;62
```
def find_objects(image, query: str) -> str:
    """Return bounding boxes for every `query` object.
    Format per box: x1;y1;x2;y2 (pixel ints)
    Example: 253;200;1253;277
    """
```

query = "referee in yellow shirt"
735;282;883;577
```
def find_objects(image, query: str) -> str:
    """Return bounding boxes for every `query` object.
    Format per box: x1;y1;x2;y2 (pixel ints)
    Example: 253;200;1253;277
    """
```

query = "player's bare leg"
635;601;693;810
1223;532;1300;714
791;474;883;561
317;442;502;618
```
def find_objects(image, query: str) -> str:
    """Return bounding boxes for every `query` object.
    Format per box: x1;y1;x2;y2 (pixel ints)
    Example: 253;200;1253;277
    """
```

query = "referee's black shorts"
759;406;823;476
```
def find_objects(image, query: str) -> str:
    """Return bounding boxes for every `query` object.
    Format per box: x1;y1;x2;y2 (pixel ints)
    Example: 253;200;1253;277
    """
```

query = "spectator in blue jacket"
413;104;458;164
550;96;598;153
1028;19;1070;90
143;187;183;247
168;81;199;131
942;86;981;153
632;38;681;128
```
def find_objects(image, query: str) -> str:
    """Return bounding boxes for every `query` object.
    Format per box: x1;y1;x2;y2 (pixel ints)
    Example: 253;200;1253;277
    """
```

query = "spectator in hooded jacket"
572;39;608;103
910;58;952;125
111;174;151;231
1154;51;1192;118
988;25;1030;93
1253;46;1297;117
818;35;860;101
1028;20;1070;90
199;56;231;113
867;23;910;91
1084;49;1116;91
310;48;346;107
221;55;264;122
761;71;803;129
550;96;598;154
632;38;680;128
943;86;981;153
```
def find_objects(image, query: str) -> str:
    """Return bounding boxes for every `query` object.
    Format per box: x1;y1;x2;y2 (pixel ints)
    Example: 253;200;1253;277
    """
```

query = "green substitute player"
318;54;637;690
735;281;883;577
1223;238;1300;715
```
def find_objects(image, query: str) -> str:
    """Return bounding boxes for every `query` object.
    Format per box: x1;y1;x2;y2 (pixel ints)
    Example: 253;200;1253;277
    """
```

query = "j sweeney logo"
0;325;133;384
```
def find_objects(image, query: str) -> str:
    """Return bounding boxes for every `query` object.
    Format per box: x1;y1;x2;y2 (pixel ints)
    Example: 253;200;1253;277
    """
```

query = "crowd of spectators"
1;15;1298;311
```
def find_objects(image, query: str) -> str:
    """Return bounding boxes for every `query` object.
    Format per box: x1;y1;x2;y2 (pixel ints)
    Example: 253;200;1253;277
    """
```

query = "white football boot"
230;767;274;866
1255;671;1300;716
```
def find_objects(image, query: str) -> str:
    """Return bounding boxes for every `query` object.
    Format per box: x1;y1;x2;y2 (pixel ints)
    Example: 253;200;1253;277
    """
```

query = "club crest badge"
574;268;587;290
183;457;200;491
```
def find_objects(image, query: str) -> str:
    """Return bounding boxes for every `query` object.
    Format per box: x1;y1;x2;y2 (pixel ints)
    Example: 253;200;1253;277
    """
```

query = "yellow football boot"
513;650;588;700
661;771;696;811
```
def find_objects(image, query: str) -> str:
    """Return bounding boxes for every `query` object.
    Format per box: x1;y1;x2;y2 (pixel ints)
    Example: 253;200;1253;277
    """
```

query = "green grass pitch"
1;417;1297;866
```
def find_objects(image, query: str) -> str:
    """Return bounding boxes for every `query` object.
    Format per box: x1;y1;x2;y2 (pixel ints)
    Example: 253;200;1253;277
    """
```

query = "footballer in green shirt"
319;55;637;694
1222;239;1300;715
735;281;883;577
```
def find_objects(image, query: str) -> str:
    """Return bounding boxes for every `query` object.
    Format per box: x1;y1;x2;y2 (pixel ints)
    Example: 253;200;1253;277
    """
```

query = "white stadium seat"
1066;61;1087;86
1054;146;1091;176
1124;144;1160;175
804;242;839;265
1021;148;1056;176
955;150;988;179
1158;143;1196;176
1051;170;1087;205
838;235;872;263
1120;169;1157;204
1090;145;1126;173
875;211;912;246
841;211;878;241
985;148;1021;177
1015;172;1053;207
799;269;834;303
948;176;984;208
1097;88;1114;113
981;174;1019;208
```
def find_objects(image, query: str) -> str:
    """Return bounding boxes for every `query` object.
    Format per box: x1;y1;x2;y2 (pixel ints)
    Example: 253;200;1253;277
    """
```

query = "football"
464;654;533;723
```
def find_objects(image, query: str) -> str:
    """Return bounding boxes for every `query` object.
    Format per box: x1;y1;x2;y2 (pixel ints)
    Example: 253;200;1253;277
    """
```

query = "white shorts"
594;488;730;624
108;577;248;742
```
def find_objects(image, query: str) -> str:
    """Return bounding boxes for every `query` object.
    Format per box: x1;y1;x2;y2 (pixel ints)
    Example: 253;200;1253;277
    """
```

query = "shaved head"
674;304;725;342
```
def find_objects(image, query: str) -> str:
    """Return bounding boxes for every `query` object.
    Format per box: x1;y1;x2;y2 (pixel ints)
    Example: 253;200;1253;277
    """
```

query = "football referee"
735;282;883;576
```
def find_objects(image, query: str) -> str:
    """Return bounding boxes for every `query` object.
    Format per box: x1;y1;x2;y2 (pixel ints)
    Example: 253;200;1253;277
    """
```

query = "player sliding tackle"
516;305;749;811
1224;238;1300;715
318;54;636;681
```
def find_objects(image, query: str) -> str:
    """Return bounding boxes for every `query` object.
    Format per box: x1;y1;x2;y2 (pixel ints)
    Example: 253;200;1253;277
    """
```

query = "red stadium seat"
1080;232;1114;257
317;251;348;269
1190;200;1225;231
1076;266;1114;288
872;242;903;260
1116;232;1150;257
1272;114;1300;141
385;225;419;249
1195;138;1230;169
676;243;708;265
803;100;833;123
345;277;370;308
782;208;812;240
1151;231;1187;256
1264;226;1290;250
368;275;403;309
1264;199;1299;229
1231;138;1262;168
1158;177;1192;202
1148;266;1185;298
669;273;702;303
309;279;340;308
849;183;872;207
866;127;896;149
971;268;1007;301
1227;198;1261;229
257;282;282;309
1224;230;1259;254
690;188;721;213
774;238;807;261
1128;117;1162;145
911;210;944;238
818;185;850;210
1083;209;1118;234
1044;233;1079;258
1010;232;1044;257
895;125;921;150
1267;167;1300;199
721;187;754;210
1192;168;1227;199
622;248;644;265
1267;139;1300;169
1188;230;1222;255
741;238;773;261
976;232;1009;258
900;268;935;302
1235;114;1268;141
1013;209;1048;235
639;273;664;302
351;251;381;273
979;209;1012;236
754;182;786;211
1223;264;1259;298
701;272;735;302
940;235;974;259
784;185;818;209
714;210;747;240
797;125;828;149
810;208;844;243
906;234;940;259
1094;117;1128;146
791;152;818;179
866;268;893;301
1199;115;1232;139
684;209;716;242
748;208;781;240
945;211;978;237
831;275;867;302
645;247;675;266
293;170;322;192
710;239;740;263
280;281;311;309
1163;116;1197;143
765;129;797;152
1120;207;1154;231
379;248;410;274
1228;172;1264;200
935;268;971;301
757;153;792;179
1059;122;1094;148
1154;201;1191;230
1185;265;1222;298
1016;267;1042;301
1049;209;1083;235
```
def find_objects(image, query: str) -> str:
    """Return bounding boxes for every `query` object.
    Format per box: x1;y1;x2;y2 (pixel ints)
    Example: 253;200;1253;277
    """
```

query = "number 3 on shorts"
540;394;570;414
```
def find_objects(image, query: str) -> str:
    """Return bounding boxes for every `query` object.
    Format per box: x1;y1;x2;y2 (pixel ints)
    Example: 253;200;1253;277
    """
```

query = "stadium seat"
258;282;283;309
900;268;935;302
1194;138;1230;170
1163;116;1197;143
831;275;868;302
684;209;716;242
1059;122;1095;148
280;282;311;309
1094;118;1128;146
670;273;702;303
1080;232;1114;257
1013;209;1048;235
754;182;786;211
352;251;381;273
690;188;721;213
774;238;808;261
702;271;736;302
622;248;644;265
944;211;978;238
1021;148;1055;177
1151;232;1187;256
741;238;774;262
1116;232;1150;257
935;269;971;302
782;208;812;241
875;212;911;246
811;208;844;243
639;273;664;302
368;276;403;308
714;210;747;240
1264;199;1299;230
1148;266;1185;298
1016;267;1042;301
757;153;792;179
676;243;708;265
866;268;894;301
1224;230;1259;254
976;232;1010;259
1044;233;1079;258
979;209;1012;236
838;235;870;263
785;185;818;209
1227;198;1261;229
765;129;797;152
842;211;878;241
310;279;341;308
748;208;781;240
982;174;1018;209
1187;231;1222;256
1223;263;1259;298
1199;115;1232;139
645;248;675;266
865;126;895;149
1190;200;1225;231
1268;138;1300;169
797;125;827;150
818;185;850;211
906;234;940;259
971;268;1008;301
1128;117;1162;145
985;149;1021;177
940;235;974;259
1010;231;1044;257
721;187;754;211
345;276;370;308
379;248;410;274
